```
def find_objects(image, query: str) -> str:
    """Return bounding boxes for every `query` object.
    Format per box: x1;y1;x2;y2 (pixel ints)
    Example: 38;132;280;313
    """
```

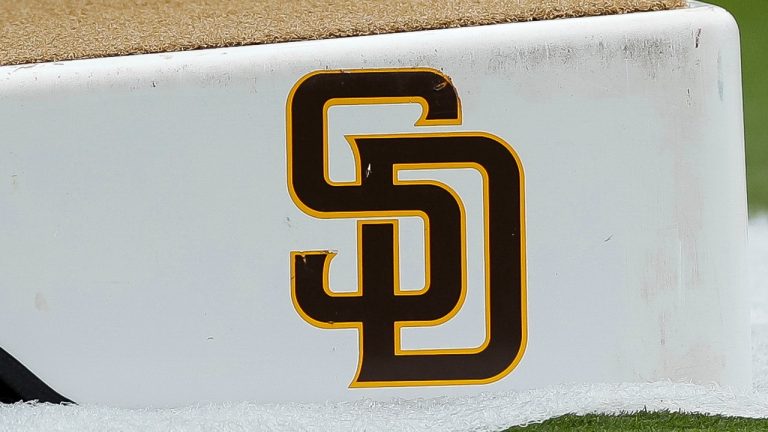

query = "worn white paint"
0;1;748;407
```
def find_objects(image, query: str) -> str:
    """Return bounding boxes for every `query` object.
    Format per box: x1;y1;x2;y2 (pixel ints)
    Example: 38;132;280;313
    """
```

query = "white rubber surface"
0;3;749;405
0;218;766;431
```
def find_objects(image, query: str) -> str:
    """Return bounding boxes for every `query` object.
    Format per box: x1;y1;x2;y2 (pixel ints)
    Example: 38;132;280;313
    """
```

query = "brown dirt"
0;0;687;66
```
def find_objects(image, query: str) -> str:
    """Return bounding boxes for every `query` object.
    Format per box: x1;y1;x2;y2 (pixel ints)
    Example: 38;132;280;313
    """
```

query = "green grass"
504;411;768;431
706;0;768;213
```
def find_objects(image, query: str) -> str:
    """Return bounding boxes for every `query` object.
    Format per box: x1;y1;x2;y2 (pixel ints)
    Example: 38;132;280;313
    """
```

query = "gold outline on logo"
286;68;528;388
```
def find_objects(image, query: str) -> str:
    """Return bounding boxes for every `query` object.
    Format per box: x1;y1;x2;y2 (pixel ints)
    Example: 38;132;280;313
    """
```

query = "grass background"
707;0;768;212
507;1;766;430
505;411;768;431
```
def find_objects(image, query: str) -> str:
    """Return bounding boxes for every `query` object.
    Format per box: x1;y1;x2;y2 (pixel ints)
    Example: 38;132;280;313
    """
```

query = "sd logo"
287;69;526;387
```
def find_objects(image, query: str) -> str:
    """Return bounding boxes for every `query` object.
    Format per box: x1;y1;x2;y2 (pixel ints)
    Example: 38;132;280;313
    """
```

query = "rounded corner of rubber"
696;2;742;42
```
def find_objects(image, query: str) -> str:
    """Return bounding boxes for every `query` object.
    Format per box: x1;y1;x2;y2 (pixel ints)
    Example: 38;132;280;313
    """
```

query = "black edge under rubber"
0;346;72;404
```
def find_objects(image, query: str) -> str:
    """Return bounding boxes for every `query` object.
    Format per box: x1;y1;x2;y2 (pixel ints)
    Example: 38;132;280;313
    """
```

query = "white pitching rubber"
0;1;749;408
